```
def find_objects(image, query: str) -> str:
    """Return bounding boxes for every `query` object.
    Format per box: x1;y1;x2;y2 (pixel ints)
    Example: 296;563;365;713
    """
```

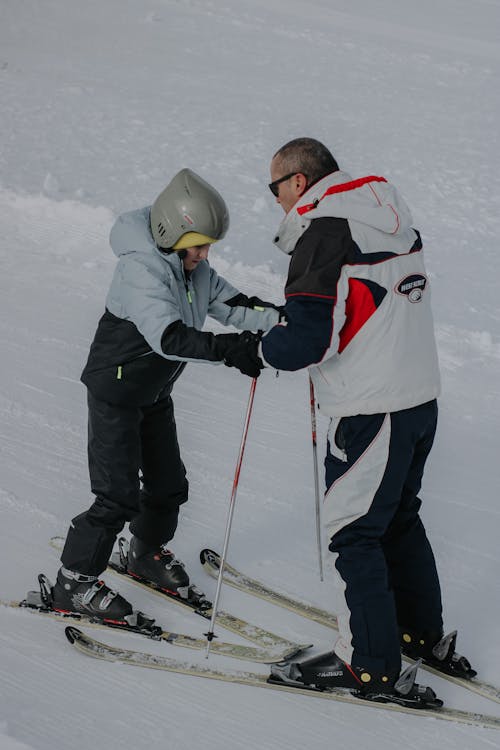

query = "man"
49;168;274;627
232;138;475;707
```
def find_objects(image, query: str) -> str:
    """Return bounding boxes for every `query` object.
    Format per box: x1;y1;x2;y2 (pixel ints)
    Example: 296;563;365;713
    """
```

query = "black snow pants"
61;391;188;576
325;399;443;677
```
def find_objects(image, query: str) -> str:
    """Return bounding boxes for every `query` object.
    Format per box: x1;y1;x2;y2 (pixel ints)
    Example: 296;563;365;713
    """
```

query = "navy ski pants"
61;391;188;576
325;399;443;676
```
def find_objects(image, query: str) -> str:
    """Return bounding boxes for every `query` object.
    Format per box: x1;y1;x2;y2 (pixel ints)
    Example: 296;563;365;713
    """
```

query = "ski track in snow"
1;1;500;748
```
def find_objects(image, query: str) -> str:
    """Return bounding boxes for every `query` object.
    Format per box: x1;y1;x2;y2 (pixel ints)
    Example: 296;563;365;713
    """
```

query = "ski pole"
205;376;258;657
309;376;324;582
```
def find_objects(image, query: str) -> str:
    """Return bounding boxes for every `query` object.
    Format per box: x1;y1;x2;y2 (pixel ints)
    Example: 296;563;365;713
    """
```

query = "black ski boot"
21;572;161;638
401;628;477;679
127;537;190;596
51;567;133;622
269;650;443;709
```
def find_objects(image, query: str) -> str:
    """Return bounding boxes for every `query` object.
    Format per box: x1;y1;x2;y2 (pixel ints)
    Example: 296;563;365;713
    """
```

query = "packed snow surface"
0;1;499;748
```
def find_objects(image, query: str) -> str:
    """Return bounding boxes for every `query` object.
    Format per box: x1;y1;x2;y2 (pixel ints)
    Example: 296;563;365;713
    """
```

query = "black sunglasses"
268;172;303;197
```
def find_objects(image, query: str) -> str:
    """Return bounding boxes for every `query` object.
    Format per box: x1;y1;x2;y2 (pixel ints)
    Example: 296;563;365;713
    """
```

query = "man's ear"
294;172;308;197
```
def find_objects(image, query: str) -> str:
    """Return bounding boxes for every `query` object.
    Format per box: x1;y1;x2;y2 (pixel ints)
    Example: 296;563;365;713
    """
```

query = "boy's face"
182;244;211;272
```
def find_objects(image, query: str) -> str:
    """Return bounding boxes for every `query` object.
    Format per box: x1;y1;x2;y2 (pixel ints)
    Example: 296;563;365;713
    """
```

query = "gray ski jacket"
81;207;279;405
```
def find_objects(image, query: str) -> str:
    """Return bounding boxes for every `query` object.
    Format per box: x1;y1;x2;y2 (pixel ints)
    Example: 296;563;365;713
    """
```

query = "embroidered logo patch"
395;274;427;303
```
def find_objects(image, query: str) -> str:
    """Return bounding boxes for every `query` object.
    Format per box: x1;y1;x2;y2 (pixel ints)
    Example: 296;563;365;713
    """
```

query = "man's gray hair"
273;138;339;186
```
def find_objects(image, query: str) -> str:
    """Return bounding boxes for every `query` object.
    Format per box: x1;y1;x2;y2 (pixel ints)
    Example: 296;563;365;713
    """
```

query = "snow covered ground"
0;0;499;748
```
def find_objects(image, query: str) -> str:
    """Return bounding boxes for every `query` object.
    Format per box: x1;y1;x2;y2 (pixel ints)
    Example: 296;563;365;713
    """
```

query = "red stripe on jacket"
297;176;388;216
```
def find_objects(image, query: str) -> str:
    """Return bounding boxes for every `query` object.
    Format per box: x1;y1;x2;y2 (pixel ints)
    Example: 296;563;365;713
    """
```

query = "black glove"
223;331;264;378
213;333;243;360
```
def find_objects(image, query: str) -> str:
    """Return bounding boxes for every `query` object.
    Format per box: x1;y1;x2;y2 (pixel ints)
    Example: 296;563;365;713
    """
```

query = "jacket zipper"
183;269;193;305
115;350;154;379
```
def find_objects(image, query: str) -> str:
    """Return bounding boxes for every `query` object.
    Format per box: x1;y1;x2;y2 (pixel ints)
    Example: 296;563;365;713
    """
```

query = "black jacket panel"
81;309;186;406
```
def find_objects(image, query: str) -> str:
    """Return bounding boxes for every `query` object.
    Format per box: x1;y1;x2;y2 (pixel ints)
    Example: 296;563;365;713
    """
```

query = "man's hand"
223;331;264;378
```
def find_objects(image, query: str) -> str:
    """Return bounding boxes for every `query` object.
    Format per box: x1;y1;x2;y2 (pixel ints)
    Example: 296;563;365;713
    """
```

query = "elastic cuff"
258;341;273;368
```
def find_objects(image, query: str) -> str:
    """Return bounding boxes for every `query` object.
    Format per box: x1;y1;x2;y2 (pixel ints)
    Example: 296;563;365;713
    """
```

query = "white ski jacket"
261;171;441;417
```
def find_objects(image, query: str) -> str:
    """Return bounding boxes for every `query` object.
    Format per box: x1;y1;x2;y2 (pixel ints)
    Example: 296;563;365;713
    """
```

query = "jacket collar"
272;170;412;255
272;171;353;255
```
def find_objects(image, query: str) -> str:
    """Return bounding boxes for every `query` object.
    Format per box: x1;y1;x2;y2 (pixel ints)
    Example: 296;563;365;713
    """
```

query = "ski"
201;548;337;626
1;596;299;663
64;626;500;731
200;548;500;705
48;537;311;658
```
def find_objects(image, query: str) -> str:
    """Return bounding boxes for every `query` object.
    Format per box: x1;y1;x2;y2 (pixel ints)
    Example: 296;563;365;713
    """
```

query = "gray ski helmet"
150;168;229;249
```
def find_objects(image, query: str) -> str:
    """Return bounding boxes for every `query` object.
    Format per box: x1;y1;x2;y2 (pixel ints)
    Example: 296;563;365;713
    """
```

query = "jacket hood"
273;171;414;255
109;206;187;278
109;206;157;258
